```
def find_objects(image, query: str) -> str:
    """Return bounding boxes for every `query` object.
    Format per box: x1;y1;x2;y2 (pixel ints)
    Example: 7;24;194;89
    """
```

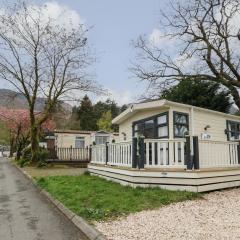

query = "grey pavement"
0;158;88;240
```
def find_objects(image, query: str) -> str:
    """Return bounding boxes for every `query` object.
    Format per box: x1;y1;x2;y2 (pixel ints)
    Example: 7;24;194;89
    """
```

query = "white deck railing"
56;147;89;160
199;140;239;168
144;139;186;168
108;141;132;167
91;144;106;164
90;139;240;170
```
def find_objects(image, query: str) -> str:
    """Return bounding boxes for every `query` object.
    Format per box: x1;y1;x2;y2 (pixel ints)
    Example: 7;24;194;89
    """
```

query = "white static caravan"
89;100;240;192
55;130;119;148
53;130;119;161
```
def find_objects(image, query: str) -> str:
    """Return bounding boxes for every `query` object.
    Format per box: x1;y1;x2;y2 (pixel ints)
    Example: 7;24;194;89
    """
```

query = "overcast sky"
0;0;168;105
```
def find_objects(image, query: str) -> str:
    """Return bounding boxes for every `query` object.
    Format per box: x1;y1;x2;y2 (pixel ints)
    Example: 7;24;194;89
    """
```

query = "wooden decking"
88;164;240;192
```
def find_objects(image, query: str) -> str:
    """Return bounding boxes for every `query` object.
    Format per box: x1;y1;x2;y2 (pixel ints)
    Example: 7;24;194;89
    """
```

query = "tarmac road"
0;158;88;240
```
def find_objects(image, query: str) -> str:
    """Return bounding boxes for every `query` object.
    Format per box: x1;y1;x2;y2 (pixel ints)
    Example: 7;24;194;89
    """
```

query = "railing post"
185;136;192;169
70;145;72;161
132;137;137;168
193;136;200;169
138;136;145;169
237;142;240;165
88;146;91;162
105;142;109;165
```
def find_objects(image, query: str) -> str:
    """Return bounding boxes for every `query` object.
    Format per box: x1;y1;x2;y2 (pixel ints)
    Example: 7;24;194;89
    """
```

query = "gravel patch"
96;188;240;240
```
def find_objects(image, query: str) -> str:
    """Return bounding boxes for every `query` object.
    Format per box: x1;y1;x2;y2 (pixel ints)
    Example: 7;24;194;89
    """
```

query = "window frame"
132;112;169;139
173;111;189;138
75;136;85;148
226;120;240;141
95;135;110;145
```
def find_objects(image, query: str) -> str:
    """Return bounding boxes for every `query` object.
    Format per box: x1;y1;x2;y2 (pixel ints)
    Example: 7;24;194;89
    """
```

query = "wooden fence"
91;144;106;164
91;139;185;168
199;140;240;168
144;139;186;168
53;147;90;161
90;138;240;170
108;141;132;167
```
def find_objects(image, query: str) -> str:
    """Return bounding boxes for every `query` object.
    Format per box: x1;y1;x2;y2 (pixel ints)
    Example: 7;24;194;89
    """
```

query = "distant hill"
0;88;72;112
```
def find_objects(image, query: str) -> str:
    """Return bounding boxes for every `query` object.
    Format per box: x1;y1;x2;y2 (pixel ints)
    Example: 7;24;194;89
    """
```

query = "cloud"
37;1;85;29
149;28;177;49
0;1;85;32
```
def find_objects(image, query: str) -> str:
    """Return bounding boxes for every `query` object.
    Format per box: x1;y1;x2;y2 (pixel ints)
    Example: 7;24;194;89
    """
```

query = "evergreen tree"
77;95;97;130
97;110;113;132
161;79;232;113
69;96;128;131
120;104;128;113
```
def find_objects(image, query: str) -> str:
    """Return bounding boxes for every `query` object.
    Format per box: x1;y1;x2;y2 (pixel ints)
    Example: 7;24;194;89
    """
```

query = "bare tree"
0;2;101;162
132;0;240;108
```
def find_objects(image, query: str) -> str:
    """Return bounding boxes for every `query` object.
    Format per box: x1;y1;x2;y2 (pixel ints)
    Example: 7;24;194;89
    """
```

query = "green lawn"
36;174;201;221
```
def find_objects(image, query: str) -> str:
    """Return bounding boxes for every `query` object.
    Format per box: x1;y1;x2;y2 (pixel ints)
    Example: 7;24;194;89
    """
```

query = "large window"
75;137;85;148
227;121;240;140
133;112;168;139
173;112;189;138
95;135;109;145
157;114;168;138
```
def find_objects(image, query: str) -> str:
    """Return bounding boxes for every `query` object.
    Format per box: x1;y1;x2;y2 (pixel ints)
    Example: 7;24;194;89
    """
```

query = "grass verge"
36;174;201;222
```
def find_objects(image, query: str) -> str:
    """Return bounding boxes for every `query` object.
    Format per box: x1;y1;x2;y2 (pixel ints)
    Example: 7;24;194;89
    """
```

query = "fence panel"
108;141;132;167
55;147;89;161
144;139;186;168
199;140;239;168
91;144;106;164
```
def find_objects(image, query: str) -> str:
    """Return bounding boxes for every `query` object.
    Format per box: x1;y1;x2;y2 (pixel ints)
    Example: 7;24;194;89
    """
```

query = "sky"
0;0;168;105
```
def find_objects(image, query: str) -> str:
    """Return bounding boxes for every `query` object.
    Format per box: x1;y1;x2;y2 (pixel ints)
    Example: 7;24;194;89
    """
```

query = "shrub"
18;157;31;168
21;146;32;162
37;148;50;167
18;146;50;167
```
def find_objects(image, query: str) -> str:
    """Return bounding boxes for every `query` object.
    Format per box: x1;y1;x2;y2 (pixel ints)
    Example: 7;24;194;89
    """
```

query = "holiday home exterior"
55;129;119;148
88;99;240;192
46;130;119;161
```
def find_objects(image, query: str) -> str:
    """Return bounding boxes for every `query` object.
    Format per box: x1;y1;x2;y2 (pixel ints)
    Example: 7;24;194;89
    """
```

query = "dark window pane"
135;123;144;133
144;119;154;129
174;125;188;137
227;121;240;140
175;114;187;124
95;136;109;145
158;126;168;137
144;128;154;138
75;137;85;148
158;115;167;124
228;122;235;132
133;112;169;139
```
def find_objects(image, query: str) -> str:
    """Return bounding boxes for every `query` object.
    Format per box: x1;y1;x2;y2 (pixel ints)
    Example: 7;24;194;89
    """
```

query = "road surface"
0;158;88;240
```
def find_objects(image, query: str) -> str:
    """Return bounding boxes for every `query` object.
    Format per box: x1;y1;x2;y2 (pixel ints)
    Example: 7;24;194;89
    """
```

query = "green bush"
17;146;32;167
21;147;32;161
19;147;50;167
37;148;49;167
18;157;31;168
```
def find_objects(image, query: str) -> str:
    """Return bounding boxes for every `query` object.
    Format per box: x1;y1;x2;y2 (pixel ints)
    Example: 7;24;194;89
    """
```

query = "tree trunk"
16;143;22;160
30;125;39;162
9;135;15;158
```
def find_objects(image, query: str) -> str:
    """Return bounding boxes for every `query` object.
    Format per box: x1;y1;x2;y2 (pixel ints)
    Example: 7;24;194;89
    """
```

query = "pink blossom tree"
0;108;55;160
